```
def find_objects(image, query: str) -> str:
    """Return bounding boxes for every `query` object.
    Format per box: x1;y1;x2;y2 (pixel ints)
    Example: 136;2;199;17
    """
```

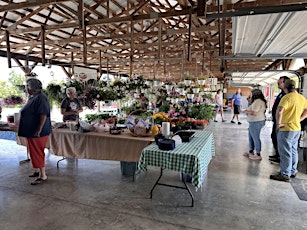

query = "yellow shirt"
279;92;307;131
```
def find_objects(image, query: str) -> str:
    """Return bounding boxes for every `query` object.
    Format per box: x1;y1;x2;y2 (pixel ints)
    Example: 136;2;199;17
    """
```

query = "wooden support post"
158;18;161;60
187;12;192;61
197;0;207;17
130;20;134;77
82;26;87;65
99;50;102;80
41;25;46;66
5;30;11;68
78;0;84;30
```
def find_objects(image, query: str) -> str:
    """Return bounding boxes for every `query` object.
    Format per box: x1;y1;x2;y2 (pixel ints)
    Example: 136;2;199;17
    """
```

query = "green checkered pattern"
138;126;215;188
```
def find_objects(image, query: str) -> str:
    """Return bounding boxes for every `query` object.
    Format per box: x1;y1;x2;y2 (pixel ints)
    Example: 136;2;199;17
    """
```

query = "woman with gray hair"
60;87;83;122
18;77;52;185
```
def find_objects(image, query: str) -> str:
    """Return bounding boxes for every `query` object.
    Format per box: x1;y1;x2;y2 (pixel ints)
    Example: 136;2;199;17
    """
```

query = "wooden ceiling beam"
0;0;69;12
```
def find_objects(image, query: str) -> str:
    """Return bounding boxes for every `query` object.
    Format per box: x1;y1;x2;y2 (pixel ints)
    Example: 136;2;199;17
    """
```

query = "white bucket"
14;112;20;123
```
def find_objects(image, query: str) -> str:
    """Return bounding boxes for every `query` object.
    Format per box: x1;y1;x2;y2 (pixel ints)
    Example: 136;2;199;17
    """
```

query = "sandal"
29;172;39;177
31;177;48;185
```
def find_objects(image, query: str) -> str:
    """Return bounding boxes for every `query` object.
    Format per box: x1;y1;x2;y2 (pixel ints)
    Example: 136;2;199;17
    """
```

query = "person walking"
270;79;307;182
231;88;242;124
61;87;83;122
269;76;290;164
18;77;52;185
243;89;267;160
214;89;226;122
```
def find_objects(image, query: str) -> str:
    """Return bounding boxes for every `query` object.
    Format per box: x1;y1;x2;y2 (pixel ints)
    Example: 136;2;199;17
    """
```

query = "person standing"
231;88;242;124
214;89;226;122
243;89;267;160
270;79;307;182
269;76;290;164
18;78;52;185
61;87;83;122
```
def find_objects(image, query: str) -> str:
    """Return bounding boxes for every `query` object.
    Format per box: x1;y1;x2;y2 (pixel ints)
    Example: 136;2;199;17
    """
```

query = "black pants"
271;123;279;157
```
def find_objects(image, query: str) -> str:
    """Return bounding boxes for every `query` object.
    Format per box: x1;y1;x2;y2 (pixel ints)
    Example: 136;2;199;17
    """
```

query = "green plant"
177;83;185;88
195;104;214;120
85;113;113;123
198;75;208;80
184;75;192;80
45;83;65;107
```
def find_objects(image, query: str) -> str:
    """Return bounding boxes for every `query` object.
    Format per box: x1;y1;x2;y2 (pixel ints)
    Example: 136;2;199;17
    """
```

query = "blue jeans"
248;120;265;153
277;131;300;177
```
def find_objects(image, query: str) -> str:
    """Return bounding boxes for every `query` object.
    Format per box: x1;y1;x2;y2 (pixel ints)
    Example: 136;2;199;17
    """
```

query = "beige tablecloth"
50;129;154;162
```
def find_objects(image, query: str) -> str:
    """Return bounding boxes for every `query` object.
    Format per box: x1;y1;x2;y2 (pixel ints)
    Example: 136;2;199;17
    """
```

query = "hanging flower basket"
3;95;24;106
184;79;192;86
192;88;200;93
198;79;206;85
187;93;194;99
165;85;173;91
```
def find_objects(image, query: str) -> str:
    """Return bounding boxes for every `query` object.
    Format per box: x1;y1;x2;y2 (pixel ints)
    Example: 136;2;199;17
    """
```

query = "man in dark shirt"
270;76;289;163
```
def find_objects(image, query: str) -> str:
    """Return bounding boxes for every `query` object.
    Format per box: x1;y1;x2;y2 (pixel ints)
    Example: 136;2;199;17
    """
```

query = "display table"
50;128;153;163
1;125;153;175
138;127;215;206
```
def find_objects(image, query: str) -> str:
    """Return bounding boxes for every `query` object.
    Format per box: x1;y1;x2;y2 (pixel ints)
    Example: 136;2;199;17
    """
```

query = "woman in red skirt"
18;77;52;185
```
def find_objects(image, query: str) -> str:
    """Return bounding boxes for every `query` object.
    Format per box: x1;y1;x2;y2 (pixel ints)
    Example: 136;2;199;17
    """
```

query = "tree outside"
0;70;25;100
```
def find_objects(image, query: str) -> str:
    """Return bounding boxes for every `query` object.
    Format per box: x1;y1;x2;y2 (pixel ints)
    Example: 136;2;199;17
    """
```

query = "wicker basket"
127;110;153;137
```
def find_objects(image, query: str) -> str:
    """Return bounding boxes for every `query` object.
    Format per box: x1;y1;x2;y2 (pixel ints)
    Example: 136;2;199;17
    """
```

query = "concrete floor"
0;110;307;230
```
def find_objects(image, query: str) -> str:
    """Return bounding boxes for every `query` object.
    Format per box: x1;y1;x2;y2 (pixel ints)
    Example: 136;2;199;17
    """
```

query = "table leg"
181;173;194;207
57;157;66;168
150;168;195;207
150;168;164;198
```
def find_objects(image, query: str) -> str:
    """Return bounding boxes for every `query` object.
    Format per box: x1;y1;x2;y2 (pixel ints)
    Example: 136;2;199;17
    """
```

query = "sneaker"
270;173;290;182
238;122;242;125
269;158;280;164
290;173;297;178
222;120;226;122
243;152;254;157
269;155;279;160
249;154;262;160
214;120;218;122
231;120;235;124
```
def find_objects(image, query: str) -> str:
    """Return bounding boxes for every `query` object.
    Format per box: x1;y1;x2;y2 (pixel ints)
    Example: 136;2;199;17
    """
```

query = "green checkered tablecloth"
138;127;215;189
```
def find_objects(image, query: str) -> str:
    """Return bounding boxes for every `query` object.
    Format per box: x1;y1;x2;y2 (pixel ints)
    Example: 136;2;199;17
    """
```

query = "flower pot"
145;80;152;86
165;85;173;91
184;80;192;86
192;88;200;93
187;93;194;99
198;80;206;85
177;88;184;94
196;125;205;130
153;80;161;87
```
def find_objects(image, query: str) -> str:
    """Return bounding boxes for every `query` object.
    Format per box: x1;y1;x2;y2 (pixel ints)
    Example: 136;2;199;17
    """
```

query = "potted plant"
184;75;192;86
194;120;208;130
164;80;173;91
191;85;200;94
153;78;161;87
197;75;207;85
176;83;185;94
145;78;153;86
186;88;194;99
